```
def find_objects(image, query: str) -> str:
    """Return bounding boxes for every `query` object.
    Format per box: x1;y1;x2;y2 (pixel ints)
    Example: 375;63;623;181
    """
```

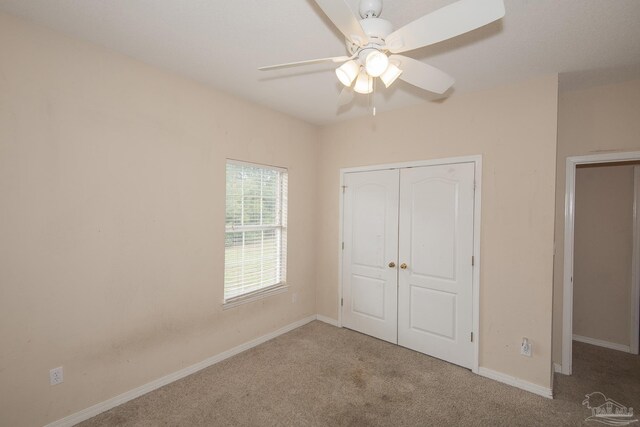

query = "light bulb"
335;60;360;87
353;70;373;94
365;51;389;77
380;63;402;88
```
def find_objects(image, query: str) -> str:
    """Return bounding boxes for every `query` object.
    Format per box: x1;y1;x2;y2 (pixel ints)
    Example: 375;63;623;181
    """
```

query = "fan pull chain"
371;79;377;116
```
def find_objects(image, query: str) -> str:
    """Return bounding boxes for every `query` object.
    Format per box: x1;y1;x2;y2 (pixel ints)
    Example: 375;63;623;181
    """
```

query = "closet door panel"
342;169;399;344
398;163;475;369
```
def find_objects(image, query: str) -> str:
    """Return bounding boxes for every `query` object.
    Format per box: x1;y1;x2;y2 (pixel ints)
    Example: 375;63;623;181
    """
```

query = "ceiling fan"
259;0;505;103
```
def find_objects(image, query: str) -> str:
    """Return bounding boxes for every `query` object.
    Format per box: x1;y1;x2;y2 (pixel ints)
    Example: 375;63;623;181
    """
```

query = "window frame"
223;159;288;308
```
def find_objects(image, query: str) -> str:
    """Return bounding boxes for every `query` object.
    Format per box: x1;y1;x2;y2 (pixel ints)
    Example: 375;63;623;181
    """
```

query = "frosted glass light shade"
335;60;360;87
353;71;373;94
380;63;403;88
365;51;389;77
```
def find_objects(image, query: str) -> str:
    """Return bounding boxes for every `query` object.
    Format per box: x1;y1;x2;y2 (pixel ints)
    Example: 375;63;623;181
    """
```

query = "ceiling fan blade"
337;86;355;107
385;0;505;54
258;55;352;71
313;0;369;45
390;55;454;94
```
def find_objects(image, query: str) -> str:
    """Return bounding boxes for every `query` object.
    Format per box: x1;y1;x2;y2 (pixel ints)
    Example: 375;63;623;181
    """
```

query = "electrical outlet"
292;293;297;303
520;338;532;357
50;366;63;385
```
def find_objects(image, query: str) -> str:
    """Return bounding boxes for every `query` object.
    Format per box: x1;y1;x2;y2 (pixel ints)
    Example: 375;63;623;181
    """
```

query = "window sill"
222;284;288;310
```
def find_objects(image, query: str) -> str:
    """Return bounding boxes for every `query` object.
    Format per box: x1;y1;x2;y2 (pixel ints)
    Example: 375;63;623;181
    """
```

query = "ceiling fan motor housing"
347;18;393;55
360;18;393;40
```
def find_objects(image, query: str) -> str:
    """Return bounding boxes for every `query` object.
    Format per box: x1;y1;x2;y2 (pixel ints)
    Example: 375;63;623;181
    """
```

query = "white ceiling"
1;0;639;125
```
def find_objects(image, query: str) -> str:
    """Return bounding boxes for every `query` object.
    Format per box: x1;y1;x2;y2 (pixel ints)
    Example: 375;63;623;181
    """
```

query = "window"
224;160;288;304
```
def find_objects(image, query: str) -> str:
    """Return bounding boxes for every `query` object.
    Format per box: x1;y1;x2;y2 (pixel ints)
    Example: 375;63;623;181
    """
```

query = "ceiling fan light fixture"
365;50;389;77
335;60;360;87
380;63;402;88
353;70;373;94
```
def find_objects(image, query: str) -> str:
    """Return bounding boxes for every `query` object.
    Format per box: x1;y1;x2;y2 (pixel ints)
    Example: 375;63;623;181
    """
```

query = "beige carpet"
79;321;640;426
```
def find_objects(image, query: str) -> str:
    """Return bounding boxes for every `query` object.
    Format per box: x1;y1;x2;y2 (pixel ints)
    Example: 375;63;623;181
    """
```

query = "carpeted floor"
79;321;640;426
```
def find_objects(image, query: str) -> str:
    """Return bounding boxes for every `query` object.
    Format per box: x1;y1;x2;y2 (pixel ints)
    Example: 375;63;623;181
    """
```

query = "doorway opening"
561;152;640;376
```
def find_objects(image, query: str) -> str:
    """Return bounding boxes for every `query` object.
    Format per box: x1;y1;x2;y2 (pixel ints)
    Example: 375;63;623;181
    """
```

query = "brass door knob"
388;262;396;268
400;263;408;269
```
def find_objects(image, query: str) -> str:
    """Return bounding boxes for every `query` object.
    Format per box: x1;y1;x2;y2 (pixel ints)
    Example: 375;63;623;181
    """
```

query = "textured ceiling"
1;0;639;125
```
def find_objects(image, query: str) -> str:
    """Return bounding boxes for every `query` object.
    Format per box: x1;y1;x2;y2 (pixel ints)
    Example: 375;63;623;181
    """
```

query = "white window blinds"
224;160;288;302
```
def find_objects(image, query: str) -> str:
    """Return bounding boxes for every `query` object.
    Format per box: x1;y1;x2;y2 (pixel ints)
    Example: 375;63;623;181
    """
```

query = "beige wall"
574;164;634;345
0;13;318;427
317;76;559;389
552;78;640;364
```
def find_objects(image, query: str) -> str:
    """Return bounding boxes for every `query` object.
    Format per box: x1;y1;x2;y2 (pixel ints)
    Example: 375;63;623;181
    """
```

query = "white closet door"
397;163;475;368
342;170;399;344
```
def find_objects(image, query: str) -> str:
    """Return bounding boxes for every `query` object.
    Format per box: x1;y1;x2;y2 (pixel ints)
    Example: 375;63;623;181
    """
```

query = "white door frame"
337;155;482;374
633;165;640;355
561;152;640;375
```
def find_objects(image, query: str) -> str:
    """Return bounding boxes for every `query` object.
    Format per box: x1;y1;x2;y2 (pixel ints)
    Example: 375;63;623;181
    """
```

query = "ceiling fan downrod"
359;0;383;19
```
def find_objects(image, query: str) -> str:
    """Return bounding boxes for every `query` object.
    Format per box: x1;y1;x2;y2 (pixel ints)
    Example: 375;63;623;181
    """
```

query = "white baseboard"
478;367;553;399
572;334;631;353
554;363;563;373
316;314;339;326
46;315;317;427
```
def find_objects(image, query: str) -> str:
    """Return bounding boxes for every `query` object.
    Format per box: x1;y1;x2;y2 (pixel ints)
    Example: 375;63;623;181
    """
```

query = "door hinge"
341;298;344;306
471;255;475;266
342;242;344;250
342;185;347;193
471;332;474;342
